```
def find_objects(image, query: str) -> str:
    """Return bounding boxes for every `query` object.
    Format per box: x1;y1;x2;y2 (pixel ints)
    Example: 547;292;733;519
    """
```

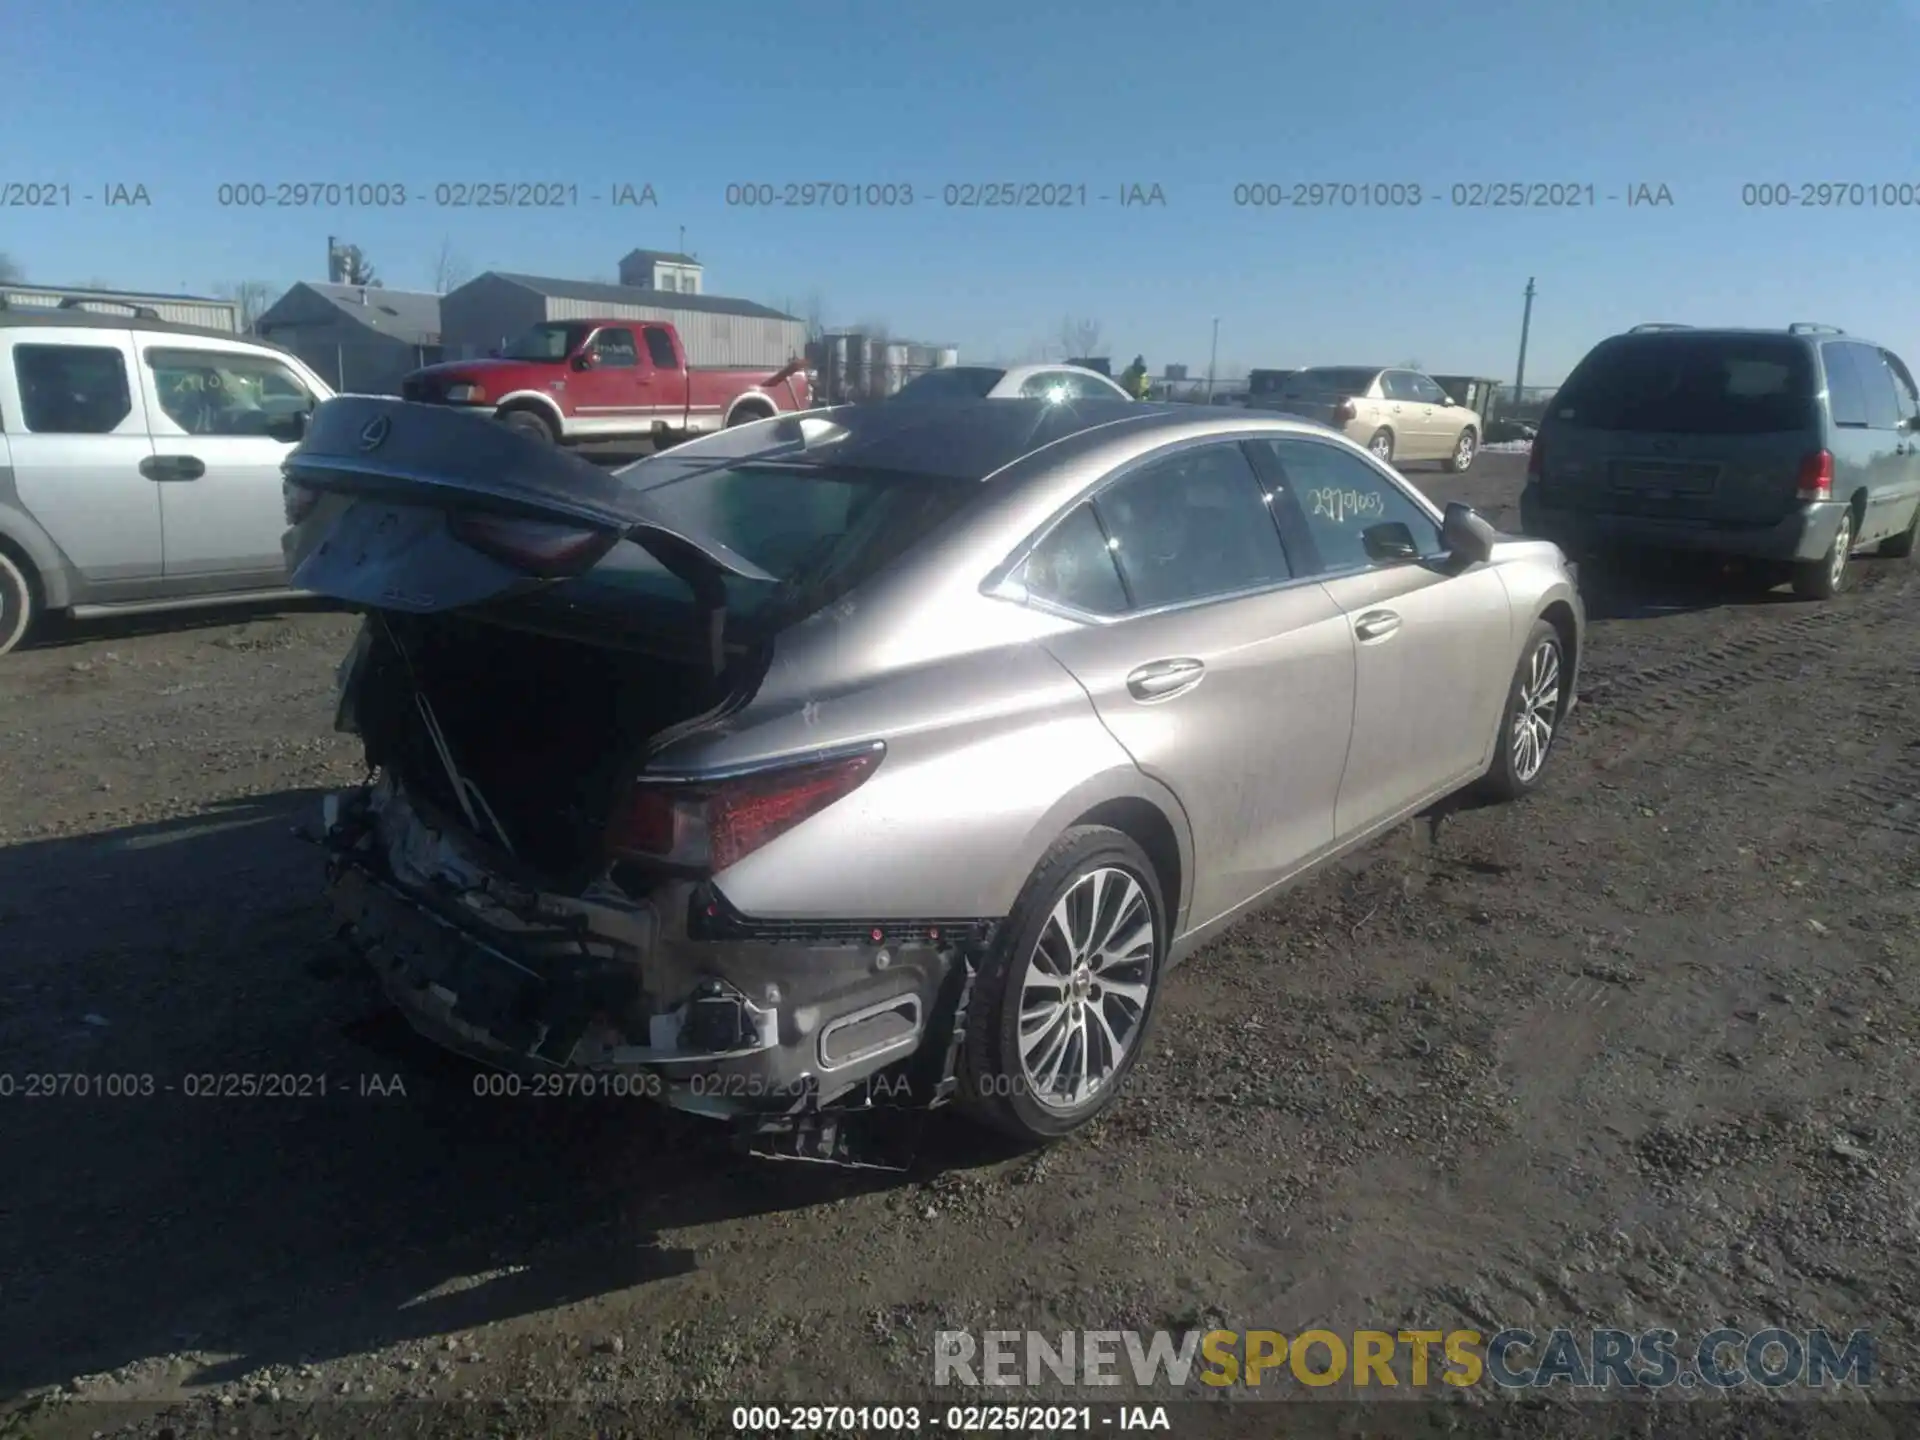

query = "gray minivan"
1519;323;1920;599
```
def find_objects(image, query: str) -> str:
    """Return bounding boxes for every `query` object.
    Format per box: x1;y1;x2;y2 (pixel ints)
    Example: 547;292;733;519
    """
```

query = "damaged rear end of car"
286;397;990;1165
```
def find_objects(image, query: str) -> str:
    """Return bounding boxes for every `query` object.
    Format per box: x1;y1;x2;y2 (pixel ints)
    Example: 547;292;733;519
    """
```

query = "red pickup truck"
400;318;812;446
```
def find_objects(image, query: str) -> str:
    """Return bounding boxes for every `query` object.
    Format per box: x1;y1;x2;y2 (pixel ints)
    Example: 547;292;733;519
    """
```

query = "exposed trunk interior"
353;611;736;886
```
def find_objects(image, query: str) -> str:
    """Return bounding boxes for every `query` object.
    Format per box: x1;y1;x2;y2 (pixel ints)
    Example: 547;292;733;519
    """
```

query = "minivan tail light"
1796;450;1833;501
447;512;618;577
609;749;883;872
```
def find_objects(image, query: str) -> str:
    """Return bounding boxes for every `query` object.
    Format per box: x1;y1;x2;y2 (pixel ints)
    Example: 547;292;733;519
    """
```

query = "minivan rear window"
1552;336;1816;435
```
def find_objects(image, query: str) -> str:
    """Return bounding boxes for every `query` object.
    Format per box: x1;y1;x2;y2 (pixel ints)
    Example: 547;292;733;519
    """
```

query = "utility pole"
1512;277;1537;418
1206;316;1220;402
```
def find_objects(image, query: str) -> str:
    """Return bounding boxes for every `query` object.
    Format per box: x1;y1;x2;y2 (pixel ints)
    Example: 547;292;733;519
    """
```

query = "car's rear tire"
1443;428;1478;474
1877;500;1920;558
1367;427;1395;465
1791;507;1854;599
1478;619;1567;802
0;547;36;656
499;408;557;443
959;825;1166;1144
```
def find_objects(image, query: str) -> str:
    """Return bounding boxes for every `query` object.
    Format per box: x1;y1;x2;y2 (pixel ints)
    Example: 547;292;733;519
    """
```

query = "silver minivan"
0;304;335;653
1520;323;1920;599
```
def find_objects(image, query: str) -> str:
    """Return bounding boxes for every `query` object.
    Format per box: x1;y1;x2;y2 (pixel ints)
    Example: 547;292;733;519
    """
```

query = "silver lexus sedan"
285;396;1581;1154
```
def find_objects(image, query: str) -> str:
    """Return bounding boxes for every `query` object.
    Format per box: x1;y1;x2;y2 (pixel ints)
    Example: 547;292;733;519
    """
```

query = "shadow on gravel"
1574;549;1801;622
22;595;346;652
0;791;970;1398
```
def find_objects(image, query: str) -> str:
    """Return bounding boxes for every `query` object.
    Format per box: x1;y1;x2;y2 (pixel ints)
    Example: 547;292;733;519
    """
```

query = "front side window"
1256;438;1443;572
1020;503;1128;614
1408;374;1449;405
590;328;638;368
147;347;315;437
1089;442;1292;610
14;344;133;434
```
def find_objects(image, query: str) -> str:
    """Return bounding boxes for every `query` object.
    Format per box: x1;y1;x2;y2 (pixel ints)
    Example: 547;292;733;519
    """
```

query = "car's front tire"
1479;619;1567;802
1444;428;1478;474
1792;507;1854;599
499;408;557;443
960;825;1166;1143
0;548;38;656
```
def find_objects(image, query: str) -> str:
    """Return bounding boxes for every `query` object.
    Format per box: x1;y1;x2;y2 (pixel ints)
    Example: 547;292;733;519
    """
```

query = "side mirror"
571;351;597;371
267;410;310;444
1442;501;1497;565
1362;521;1422;563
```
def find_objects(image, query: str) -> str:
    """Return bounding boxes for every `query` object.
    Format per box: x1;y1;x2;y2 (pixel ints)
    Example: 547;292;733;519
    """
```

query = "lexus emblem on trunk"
358;416;392;452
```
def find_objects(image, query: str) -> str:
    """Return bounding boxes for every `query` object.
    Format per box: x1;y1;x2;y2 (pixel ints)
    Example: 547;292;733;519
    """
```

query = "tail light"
1332;398;1358;424
609;748;882;872
448;512;617;578
283;479;321;525
1795;450;1833;501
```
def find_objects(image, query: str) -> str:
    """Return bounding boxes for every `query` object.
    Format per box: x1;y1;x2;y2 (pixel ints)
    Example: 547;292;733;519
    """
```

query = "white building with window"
616;249;703;295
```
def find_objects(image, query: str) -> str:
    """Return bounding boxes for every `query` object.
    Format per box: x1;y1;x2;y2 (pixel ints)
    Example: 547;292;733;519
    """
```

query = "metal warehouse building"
255;282;444;395
0;283;239;331
441;272;805;369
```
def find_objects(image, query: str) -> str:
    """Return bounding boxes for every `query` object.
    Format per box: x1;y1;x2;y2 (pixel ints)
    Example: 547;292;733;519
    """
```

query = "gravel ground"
3;452;1917;1438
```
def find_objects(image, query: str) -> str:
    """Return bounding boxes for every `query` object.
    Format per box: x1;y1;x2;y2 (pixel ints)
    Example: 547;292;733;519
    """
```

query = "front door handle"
1126;658;1205;700
139;455;205;481
1354;609;1402;642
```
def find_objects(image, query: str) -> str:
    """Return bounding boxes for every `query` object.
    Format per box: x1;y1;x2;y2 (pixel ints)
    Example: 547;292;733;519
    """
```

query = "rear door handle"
1354;609;1402;642
1126;658;1205;700
139;455;205;481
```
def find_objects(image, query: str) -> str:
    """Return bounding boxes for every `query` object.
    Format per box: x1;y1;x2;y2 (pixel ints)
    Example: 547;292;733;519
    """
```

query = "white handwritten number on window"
1307;488;1386;524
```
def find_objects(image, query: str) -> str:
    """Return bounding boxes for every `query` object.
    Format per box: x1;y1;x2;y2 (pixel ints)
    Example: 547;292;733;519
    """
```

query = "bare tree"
0;252;22;285
214;279;275;331
329;241;381;287
1059;316;1104;359
431;239;471;293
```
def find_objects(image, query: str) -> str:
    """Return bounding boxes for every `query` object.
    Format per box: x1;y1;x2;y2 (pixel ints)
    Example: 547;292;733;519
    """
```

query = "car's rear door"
1017;438;1357;930
1;326;163;589
1250;434;1511;838
1878;348;1920;541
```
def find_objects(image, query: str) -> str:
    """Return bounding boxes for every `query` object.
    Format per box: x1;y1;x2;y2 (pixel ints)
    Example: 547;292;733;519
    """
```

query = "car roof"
639;399;1347;487
0;304;303;359
1602;325;1884;347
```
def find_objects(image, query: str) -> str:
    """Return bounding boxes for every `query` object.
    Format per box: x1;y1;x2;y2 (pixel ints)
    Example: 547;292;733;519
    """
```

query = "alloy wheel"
1511;639;1562;783
1831;513;1853;590
1456;433;1475;468
1017;867;1156;1111
1371;433;1393;460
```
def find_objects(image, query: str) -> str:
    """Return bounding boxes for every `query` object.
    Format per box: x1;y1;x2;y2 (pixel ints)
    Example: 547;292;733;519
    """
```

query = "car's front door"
1;328;163;590
1845;342;1917;544
568;326;646;435
1251;435;1512;838
1018;438;1358;930
138;338;319;585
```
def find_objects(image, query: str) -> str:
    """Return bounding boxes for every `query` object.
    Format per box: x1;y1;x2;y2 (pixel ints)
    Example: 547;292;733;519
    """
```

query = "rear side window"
642;327;677;368
1823;344;1870;428
1021;504;1128;614
1553;336;1816;435
1091;442;1292;609
13;344;133;434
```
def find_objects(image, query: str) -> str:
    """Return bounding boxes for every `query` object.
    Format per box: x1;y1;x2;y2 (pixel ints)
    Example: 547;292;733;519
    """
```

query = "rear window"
892;367;1005;401
1248;369;1295;396
1282;368;1377;397
563;462;980;625
1552;336;1816;435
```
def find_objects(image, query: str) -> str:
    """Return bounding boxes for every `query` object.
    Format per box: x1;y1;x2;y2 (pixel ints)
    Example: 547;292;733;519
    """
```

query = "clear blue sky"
9;0;1920;382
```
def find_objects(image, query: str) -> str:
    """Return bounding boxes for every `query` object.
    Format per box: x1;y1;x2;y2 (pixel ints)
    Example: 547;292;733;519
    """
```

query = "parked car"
890;364;1132;403
1264;366;1482;472
400;319;812;448
287;396;1581;1150
1519;323;1920;599
0;302;334;655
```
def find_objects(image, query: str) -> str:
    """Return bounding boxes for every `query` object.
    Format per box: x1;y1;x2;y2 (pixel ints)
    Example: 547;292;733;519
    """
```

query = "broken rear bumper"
321;776;992;1125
